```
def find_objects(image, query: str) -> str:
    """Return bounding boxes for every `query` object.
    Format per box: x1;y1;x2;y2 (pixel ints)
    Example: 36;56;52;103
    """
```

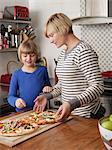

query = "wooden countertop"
0;114;105;150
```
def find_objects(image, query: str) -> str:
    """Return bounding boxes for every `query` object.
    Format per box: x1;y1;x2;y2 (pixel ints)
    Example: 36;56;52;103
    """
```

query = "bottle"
8;25;12;48
10;29;16;48
4;31;9;48
0;33;3;50
15;29;20;48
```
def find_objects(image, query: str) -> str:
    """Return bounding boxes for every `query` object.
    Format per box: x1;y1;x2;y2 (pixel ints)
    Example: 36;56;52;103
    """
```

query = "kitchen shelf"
0;48;17;53
71;16;112;25
0;19;31;24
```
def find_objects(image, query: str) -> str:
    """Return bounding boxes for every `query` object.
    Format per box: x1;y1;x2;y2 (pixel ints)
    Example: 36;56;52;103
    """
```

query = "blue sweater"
8;66;51;112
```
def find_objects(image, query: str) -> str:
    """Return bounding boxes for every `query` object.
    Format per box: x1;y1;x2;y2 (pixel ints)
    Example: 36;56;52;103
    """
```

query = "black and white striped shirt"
51;41;104;118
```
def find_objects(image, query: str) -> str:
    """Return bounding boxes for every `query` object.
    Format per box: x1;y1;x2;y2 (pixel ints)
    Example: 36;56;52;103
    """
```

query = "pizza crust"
0;127;39;137
0;110;58;137
0;119;39;137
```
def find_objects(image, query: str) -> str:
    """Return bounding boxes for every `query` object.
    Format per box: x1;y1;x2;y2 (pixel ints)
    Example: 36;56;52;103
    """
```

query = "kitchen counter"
0;85;15;116
0;113;105;150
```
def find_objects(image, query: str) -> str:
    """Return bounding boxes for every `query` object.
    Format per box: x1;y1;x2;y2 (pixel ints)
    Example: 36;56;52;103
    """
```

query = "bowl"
98;116;112;150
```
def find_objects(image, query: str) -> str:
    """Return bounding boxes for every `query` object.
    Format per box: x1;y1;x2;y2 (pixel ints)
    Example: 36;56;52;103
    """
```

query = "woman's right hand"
56;102;71;121
33;95;47;112
15;98;26;109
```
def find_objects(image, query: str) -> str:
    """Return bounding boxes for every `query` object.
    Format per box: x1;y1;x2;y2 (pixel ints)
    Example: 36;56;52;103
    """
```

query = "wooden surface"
0;113;106;150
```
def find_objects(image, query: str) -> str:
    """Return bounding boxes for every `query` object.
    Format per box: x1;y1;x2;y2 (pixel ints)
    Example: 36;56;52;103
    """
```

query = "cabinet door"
86;0;108;17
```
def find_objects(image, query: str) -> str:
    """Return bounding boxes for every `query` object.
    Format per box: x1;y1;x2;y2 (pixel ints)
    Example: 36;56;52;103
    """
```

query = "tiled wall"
80;0;112;72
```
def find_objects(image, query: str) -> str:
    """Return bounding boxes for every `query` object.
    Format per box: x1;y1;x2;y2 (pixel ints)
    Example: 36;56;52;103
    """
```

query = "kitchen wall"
29;0;81;78
0;0;111;78
29;0;112;77
0;0;29;77
0;0;81;78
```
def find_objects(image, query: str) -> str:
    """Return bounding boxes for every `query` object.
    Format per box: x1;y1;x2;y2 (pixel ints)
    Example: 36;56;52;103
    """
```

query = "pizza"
0;119;39;137
0;110;59;137
29;110;59;125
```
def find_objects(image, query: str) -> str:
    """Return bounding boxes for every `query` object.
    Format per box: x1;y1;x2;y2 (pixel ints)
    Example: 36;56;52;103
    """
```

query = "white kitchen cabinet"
72;16;112;25
72;0;112;25
86;0;108;17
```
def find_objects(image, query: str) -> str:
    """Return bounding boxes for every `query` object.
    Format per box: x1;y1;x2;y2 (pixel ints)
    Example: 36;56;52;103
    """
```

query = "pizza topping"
0;122;4;129
0;119;39;136
0;110;58;136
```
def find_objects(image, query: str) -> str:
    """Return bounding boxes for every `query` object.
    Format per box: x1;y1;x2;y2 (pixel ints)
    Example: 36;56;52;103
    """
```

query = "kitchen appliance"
49;96;62;109
109;0;112;16
0;97;15;117
1;74;12;84
48;78;62;109
4;6;30;20
101;71;112;116
0;61;18;84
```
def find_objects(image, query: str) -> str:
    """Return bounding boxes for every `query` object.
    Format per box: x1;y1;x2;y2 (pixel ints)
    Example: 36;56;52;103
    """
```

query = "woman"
8;39;52;112
33;13;105;120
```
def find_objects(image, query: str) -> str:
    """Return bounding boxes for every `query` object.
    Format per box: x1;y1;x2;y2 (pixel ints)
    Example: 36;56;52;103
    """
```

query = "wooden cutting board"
0;110;73;147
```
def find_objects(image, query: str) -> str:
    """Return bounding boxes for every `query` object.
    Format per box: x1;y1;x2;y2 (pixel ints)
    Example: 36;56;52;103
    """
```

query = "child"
8;39;52;112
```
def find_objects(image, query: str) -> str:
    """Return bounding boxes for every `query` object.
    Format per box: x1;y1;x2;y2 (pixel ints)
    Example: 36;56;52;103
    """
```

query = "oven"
101;71;112;116
49;96;62;109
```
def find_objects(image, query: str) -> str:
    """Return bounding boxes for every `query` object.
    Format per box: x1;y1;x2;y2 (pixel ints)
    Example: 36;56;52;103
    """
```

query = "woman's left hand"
56;102;71;121
42;86;53;93
33;95;47;112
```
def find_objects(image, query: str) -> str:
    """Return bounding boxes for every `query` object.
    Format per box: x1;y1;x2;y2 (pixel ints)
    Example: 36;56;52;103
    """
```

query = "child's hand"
42;86;53;93
15;98;26;109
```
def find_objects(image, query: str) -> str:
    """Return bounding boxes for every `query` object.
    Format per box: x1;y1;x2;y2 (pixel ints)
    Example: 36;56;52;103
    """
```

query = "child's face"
21;53;37;67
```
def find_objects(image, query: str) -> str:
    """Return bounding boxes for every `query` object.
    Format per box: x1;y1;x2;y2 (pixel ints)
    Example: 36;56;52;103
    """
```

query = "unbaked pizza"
0;119;39;136
0;110;59;137
28;110;58;125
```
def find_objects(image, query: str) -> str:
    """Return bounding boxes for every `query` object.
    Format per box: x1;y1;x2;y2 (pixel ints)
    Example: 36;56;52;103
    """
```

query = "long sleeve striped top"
47;41;104;118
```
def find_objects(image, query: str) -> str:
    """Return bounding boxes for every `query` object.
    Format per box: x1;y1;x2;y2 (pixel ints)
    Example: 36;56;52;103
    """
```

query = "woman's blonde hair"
18;39;39;62
44;13;73;37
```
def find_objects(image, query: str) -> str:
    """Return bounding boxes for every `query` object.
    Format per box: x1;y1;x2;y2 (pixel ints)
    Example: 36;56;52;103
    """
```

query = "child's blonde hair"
44;13;73;37
18;39;39;62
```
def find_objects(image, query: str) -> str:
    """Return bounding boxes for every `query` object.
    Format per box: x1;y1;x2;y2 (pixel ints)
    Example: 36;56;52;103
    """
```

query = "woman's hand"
15;98;26;109
56;102;71;121
33;95;47;112
42;86;53;93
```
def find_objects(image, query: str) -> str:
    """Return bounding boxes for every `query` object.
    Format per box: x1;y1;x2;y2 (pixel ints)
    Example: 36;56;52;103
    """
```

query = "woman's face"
21;52;37;67
47;26;66;48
